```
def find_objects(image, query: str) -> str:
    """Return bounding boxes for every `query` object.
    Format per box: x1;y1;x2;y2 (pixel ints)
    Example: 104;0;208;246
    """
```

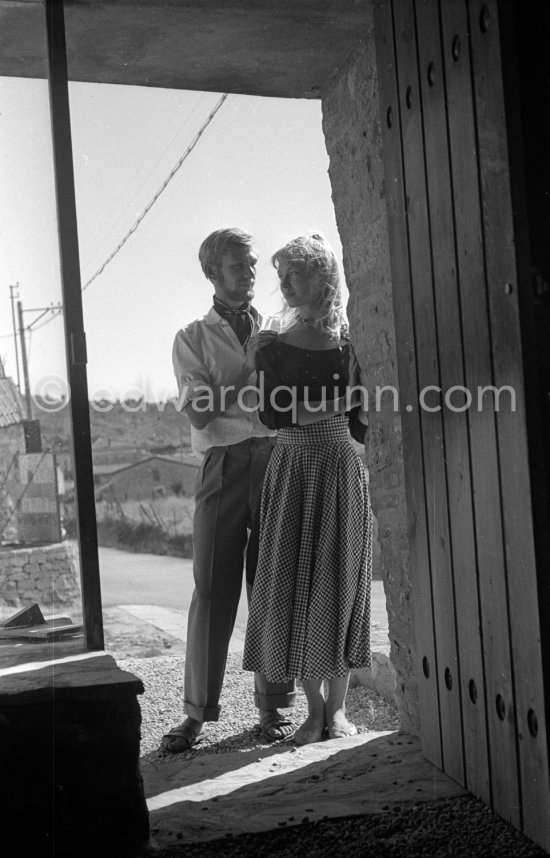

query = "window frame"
46;0;103;651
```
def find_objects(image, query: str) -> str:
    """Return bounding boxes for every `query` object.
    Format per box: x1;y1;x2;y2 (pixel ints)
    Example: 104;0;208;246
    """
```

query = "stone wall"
0;541;81;613
321;13;419;731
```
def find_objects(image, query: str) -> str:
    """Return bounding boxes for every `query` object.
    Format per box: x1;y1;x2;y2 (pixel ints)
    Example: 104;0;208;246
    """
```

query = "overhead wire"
14;92;229;336
0;306;63;345
27;308;63;332
82;91;229;293
179;92;244;175
82;91;210;271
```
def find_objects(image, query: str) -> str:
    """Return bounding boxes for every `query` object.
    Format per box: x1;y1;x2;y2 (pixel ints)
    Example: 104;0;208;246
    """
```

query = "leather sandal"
259;710;295;741
161;721;207;754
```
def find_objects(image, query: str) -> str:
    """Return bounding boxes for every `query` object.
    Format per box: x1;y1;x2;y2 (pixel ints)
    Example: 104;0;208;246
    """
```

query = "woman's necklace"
295;313;316;327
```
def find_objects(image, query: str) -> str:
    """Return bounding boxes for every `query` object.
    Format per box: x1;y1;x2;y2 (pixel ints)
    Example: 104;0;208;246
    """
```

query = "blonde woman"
243;233;372;745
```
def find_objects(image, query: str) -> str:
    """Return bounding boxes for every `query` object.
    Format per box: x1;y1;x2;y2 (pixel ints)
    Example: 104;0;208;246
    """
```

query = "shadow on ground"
147;795;547;858
143;732;465;846
142;731;547;857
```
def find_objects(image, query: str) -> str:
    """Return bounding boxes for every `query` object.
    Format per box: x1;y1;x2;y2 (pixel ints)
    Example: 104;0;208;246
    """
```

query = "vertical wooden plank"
506;0;550;727
468;0;550;846
45;0;104;650
414;0;490;803
393;0;464;784
373;0;442;768
437;0;521;822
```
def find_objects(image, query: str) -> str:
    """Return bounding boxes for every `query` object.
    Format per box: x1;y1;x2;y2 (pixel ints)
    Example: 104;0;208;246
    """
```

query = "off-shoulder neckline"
272;340;350;354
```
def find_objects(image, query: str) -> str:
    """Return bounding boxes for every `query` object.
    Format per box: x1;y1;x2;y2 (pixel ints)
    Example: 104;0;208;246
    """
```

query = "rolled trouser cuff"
254;690;297;710
184;701;221;722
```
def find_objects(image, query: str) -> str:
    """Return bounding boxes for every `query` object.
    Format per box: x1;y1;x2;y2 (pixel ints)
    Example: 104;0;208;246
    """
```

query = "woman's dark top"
255;339;366;444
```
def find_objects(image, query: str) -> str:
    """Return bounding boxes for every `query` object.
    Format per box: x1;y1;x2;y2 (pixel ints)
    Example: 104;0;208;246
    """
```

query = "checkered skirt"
243;415;373;682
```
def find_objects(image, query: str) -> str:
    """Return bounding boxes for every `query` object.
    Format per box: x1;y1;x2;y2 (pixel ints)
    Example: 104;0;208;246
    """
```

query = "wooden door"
373;0;550;848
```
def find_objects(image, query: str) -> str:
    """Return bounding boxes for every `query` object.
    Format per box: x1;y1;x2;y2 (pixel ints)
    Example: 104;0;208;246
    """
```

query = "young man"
162;228;296;753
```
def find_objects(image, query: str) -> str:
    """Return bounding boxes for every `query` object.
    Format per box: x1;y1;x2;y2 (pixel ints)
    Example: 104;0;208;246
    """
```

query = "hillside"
36;398;192;455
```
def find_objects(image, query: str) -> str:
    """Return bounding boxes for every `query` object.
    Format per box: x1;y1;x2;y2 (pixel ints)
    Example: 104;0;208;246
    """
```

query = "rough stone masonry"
321;19;419;732
0;541;81;612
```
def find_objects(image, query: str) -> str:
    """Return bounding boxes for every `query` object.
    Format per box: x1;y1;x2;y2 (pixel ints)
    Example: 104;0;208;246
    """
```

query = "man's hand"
184;331;277;430
243;330;278;374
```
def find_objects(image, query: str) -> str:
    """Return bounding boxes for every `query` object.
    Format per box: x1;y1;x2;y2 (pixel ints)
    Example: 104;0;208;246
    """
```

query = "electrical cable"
82;91;210;271
22;92;229;336
26;308;63;332
82;92;228;293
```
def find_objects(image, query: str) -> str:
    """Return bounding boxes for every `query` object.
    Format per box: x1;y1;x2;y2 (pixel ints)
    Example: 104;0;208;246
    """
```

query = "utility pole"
9;283;21;392
17;300;33;420
11;298;63;418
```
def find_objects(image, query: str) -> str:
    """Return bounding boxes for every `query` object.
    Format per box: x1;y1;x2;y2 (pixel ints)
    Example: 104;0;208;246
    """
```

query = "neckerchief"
213;296;255;347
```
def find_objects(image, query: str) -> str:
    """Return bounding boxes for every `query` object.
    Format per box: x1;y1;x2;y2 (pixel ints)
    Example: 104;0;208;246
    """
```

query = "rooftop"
0;376;24;429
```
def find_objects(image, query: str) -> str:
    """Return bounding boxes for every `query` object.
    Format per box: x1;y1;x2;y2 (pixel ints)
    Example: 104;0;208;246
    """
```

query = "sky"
0;78;344;402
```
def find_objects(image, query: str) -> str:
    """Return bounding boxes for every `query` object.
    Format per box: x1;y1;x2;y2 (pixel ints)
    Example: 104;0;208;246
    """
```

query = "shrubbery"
64;516;193;557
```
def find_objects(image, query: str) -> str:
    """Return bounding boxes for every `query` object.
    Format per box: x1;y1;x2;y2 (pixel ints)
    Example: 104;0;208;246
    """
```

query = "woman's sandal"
161;721;208;754
327;719;357;740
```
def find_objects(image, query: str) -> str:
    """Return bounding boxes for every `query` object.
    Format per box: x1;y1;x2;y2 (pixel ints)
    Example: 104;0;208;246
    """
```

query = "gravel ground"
120;653;547;857
120;652;400;762
151;798;547;857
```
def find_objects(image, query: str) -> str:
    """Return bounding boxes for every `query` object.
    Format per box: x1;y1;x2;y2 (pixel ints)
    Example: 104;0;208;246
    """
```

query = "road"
99;546;193;609
98;545;249;633
98;546;388;649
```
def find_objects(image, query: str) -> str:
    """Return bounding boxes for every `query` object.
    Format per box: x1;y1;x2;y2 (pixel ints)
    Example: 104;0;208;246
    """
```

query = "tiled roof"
0;377;24;428
93;462;134;476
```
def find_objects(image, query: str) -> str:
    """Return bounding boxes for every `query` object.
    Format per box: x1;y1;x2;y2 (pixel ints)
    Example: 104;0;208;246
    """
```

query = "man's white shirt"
172;305;279;456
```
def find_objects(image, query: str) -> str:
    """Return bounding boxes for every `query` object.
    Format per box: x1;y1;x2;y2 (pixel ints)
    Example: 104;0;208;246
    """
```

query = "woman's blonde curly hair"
271;233;348;340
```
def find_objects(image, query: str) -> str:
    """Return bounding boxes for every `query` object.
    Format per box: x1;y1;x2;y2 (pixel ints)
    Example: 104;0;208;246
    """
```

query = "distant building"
0;361;26;475
91;436;145;466
94;455;199;502
0;364;25;544
0;359;61;545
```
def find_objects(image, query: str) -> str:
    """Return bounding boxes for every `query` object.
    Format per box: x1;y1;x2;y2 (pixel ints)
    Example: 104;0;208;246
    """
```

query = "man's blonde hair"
198;228;254;278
